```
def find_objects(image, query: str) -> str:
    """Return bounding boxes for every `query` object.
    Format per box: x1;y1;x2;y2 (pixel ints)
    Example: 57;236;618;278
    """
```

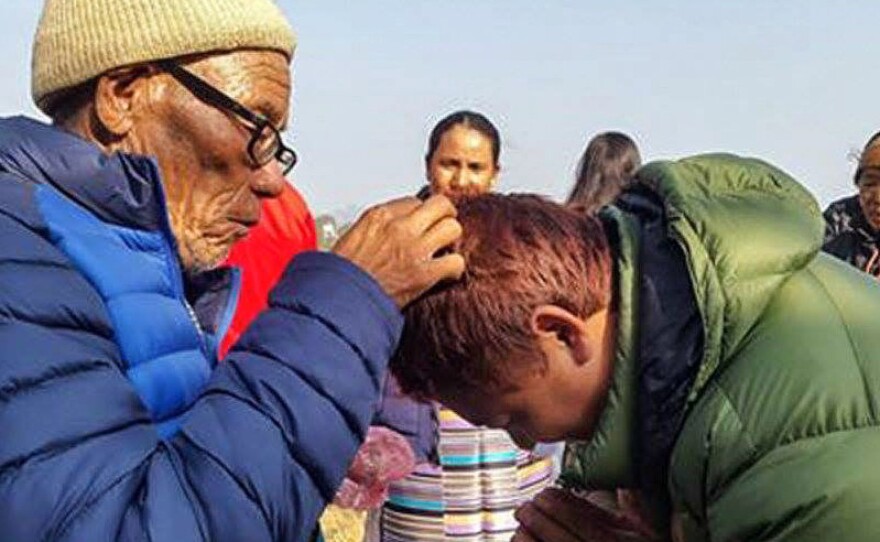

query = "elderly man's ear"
92;65;160;142
529;305;595;367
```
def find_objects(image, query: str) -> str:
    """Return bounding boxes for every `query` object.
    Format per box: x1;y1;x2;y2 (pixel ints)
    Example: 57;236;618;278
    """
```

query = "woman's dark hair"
566;132;642;212
425;110;501;167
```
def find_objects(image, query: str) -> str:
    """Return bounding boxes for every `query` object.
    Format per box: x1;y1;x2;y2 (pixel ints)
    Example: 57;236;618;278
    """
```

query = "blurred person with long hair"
567;132;642;213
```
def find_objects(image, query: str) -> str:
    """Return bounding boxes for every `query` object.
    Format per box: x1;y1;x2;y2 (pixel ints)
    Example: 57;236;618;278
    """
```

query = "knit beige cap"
32;0;296;112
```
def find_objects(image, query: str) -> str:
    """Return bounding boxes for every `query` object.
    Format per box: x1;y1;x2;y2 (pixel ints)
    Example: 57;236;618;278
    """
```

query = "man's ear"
93;65;156;139
529;305;592;366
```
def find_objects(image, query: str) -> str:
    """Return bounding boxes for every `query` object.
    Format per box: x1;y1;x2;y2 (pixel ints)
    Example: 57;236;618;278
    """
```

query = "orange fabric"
220;183;317;357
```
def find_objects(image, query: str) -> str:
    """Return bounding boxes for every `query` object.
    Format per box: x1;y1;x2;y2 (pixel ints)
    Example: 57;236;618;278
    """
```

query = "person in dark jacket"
823;131;880;277
392;155;880;541
0;1;464;541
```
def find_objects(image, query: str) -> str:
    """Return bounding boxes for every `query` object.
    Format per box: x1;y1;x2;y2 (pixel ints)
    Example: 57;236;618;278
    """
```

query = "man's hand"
333;195;465;308
513;488;657;542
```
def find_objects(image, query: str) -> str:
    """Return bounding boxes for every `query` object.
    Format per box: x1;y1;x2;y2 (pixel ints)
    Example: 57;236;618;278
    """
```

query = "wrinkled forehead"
191;49;292;126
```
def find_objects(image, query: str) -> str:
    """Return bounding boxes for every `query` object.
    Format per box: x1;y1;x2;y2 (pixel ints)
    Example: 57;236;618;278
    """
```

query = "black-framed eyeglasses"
157;60;297;175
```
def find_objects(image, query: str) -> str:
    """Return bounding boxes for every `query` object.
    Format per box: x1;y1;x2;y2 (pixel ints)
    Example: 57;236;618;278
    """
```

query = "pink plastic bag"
333;426;416;510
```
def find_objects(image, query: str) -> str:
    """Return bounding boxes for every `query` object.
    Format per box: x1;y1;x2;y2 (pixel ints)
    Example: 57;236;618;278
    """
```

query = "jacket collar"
561;206;639;490
0;116;168;232
0;116;238;345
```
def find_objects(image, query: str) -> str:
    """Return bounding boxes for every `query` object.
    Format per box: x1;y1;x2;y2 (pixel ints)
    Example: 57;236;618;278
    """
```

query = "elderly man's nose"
251;162;286;198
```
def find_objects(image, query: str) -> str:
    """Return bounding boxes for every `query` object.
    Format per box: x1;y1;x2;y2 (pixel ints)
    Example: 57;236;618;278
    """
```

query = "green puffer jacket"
562;154;880;541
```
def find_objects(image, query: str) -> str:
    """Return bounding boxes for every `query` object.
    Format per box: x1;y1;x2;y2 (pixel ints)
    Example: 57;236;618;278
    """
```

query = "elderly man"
392;155;880;542
0;1;463;540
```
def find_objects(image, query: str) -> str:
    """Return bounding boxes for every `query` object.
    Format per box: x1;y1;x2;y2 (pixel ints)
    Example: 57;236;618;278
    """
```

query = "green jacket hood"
637;153;824;398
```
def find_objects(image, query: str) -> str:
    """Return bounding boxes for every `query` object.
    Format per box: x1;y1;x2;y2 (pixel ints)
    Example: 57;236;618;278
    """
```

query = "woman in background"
823;131;880;278
567;131;641;213
375;110;555;542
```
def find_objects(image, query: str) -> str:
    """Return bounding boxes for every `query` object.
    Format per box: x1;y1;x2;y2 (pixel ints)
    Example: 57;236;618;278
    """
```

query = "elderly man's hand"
333;195;465;308
513;488;658;542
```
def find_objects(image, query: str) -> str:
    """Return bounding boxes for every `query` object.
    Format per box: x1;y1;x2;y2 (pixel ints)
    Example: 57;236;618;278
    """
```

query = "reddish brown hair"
391;194;612;398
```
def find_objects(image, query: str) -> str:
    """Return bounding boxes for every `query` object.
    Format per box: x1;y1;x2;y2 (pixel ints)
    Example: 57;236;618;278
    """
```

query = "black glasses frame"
157;60;297;175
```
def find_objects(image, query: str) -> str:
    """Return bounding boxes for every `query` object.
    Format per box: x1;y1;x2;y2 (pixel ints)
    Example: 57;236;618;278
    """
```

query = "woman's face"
427;124;498;197
858;144;880;231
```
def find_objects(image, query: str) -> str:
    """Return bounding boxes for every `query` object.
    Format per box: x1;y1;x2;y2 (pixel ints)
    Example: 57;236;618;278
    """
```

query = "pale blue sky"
2;2;878;213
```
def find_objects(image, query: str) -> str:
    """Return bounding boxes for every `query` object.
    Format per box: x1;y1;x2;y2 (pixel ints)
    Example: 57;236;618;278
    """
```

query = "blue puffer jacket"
0;116;402;541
